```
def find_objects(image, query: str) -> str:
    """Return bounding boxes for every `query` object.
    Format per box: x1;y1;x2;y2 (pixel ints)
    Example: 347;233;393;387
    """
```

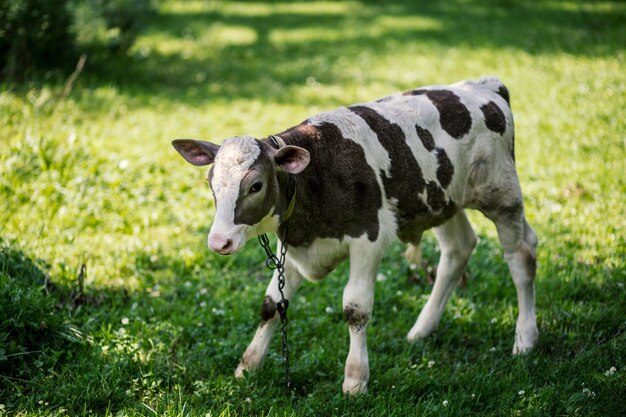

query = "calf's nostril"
209;233;234;253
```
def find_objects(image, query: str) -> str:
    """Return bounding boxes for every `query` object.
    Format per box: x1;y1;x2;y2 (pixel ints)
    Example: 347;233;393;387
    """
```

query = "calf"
172;77;538;394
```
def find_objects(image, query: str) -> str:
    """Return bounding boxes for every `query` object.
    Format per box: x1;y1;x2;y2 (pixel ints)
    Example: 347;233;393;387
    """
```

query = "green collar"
282;187;297;223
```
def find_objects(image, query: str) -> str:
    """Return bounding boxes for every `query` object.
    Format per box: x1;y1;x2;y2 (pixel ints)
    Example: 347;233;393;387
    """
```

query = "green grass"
1;0;625;415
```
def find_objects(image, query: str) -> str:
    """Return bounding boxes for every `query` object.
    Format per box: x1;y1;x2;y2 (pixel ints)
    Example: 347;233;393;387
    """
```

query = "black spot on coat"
497;85;510;105
343;303;369;330
260;295;277;322
349;106;449;242
274;122;382;246
426;181;446;212
480;101;507;135
415;124;435;151
405;90;472;139
435;148;454;188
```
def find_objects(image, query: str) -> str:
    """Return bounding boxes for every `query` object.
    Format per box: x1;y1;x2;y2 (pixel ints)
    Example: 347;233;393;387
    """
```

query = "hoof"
407;318;437;342
234;363;247;379
342;377;368;395
512;323;538;355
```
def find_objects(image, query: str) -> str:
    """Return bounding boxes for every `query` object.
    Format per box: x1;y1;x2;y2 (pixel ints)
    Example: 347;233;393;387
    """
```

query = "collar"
283;185;297;223
268;135;297;223
268;135;286;149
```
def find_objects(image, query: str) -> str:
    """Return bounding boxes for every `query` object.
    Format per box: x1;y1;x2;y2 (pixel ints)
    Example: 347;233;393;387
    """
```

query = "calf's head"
172;136;309;255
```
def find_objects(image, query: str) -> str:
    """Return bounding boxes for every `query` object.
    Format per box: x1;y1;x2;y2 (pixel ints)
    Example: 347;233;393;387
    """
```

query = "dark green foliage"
71;0;156;53
0;0;156;80
0;0;74;79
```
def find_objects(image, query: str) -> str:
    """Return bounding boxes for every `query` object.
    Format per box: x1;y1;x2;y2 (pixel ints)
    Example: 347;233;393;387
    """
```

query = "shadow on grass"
3;229;624;413
79;0;624;106
0;240;136;409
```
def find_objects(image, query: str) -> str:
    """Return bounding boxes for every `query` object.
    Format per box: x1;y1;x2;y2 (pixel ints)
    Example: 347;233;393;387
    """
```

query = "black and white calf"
172;77;538;394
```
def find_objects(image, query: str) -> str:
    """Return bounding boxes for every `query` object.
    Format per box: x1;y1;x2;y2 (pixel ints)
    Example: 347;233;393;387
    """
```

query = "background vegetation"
1;0;625;415
0;0;156;79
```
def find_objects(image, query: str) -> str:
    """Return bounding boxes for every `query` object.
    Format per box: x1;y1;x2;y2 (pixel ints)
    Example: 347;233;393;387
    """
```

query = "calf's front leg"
235;251;302;378
342;240;383;394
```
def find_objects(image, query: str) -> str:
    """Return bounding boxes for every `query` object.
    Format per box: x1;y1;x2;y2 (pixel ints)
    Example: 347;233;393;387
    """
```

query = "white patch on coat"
309;108;392;177
363;98;448;185
209;136;261;251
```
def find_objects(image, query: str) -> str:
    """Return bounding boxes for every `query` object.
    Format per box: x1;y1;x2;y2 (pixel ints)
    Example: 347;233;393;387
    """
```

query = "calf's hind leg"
407;210;477;341
492;212;539;354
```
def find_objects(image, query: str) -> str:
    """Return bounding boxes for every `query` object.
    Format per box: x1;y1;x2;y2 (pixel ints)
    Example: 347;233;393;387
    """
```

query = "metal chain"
257;172;295;390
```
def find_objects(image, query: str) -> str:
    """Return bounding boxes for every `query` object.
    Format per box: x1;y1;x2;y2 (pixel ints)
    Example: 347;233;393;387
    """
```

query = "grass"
1;0;625;415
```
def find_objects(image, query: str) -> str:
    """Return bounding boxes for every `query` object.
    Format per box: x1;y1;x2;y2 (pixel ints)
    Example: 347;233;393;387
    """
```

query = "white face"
207;136;279;254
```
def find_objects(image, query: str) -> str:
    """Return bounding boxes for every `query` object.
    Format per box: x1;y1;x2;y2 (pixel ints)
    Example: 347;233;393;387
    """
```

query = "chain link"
257;172;295;390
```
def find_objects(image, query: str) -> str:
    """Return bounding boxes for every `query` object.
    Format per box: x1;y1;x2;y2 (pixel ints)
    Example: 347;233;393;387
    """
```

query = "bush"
0;0;156;80
0;0;75;79
71;0;155;53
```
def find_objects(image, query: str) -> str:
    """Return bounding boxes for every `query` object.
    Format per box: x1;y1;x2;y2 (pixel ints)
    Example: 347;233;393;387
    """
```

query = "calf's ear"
273;145;310;174
172;139;220;166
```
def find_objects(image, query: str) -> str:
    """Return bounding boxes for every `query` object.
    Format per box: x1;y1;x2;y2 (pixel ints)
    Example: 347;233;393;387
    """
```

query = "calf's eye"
249;182;263;193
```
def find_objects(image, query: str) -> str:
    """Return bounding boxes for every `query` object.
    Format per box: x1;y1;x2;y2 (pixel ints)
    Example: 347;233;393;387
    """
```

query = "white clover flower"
376;273;387;282
518;390;525;396
582;387;596;399
442;400;449;407
428;360;435;368
325;306;334;313
121;317;129;325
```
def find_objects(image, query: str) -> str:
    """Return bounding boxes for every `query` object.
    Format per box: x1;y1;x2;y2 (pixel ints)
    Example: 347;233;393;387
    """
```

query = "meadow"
1;0;625;415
